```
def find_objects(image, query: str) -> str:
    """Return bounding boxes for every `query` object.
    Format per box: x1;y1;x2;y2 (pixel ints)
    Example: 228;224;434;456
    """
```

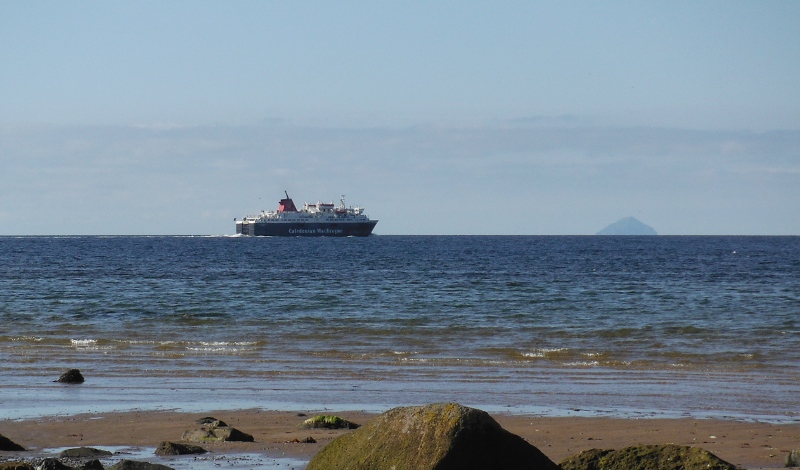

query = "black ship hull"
238;221;377;237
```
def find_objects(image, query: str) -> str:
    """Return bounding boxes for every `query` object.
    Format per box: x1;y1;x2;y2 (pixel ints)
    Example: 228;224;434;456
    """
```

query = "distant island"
596;217;657;235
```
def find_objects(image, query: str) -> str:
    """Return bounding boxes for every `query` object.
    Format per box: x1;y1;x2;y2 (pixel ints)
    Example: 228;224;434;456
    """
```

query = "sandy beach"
2;408;799;469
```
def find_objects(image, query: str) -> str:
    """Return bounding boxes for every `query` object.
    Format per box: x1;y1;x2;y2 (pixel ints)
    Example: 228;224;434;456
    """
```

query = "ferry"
235;192;378;237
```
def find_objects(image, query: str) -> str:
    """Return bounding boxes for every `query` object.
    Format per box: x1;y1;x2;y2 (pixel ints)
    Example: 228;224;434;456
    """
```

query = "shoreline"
3;408;799;469
3;372;798;425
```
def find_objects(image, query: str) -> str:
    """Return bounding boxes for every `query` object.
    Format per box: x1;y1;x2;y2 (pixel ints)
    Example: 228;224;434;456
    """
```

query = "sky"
1;1;799;235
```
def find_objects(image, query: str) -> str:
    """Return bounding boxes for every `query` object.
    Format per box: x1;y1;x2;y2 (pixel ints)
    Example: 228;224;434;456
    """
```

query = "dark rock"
107;461;173;470
787;448;800;467
59;448;112;459
77;461;104;470
0;433;25;451
56;369;85;384
154;441;207;456
0;462;35;470
306;402;560;470
37;458;73;470
559;444;737;470
301;415;360;430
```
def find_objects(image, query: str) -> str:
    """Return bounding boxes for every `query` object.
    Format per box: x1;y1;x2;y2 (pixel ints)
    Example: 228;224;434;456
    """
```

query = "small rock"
181;426;253;443
301;415;360;430
181;418;254;443
0;462;35;470
787;448;800;467
56;369;85;384
36;458;73;470
0;433;25;451
77;461;104;470
154;441;207;456
59;448;112;459
286;437;317;443
194;417;226;427
107;461;174;470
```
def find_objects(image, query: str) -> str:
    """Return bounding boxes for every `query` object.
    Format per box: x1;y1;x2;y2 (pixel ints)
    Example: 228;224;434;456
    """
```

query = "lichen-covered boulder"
154;441;207;456
787;448;800;467
559;444;737;470
56;369;85;384
306;403;560;470
560;448;611;470
301;415;360;430
107;460;174;470
0;433;25;451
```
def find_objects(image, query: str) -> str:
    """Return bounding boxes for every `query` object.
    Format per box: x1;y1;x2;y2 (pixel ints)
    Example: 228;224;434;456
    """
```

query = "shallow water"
1;235;799;422
27;446;307;470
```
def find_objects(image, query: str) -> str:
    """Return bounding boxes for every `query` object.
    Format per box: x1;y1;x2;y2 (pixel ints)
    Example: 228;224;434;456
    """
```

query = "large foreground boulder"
0;433;24;451
559;444;737;470
306;403;560;470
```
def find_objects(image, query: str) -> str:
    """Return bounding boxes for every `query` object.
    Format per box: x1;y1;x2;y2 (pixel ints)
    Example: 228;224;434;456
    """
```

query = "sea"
1;235;799;427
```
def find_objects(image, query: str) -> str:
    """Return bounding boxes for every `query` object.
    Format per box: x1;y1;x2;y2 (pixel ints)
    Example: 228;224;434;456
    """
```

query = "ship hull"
237;221;377;237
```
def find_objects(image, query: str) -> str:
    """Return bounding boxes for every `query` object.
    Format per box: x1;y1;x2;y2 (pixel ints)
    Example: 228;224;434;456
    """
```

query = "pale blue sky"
1;1;798;235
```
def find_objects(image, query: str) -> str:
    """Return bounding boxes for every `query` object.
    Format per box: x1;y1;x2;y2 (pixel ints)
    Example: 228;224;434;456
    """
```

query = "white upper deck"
240;195;374;224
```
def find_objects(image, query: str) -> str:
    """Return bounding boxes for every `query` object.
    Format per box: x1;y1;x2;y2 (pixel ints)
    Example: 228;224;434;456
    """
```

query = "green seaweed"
301;415;359;429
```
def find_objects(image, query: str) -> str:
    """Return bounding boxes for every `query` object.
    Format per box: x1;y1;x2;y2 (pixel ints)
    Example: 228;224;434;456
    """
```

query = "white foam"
523;348;568;358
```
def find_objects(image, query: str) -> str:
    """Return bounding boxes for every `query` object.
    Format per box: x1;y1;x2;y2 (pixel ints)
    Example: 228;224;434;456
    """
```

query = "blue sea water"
1;235;799;422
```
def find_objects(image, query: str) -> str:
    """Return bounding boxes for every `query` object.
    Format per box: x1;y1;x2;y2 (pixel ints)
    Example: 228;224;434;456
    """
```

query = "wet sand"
2;409;799;469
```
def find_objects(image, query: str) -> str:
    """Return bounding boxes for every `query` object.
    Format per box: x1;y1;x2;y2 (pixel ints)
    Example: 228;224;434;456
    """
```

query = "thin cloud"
1;122;798;235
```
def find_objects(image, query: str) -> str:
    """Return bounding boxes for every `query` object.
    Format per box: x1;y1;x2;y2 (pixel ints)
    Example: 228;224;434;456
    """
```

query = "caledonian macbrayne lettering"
289;228;344;235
